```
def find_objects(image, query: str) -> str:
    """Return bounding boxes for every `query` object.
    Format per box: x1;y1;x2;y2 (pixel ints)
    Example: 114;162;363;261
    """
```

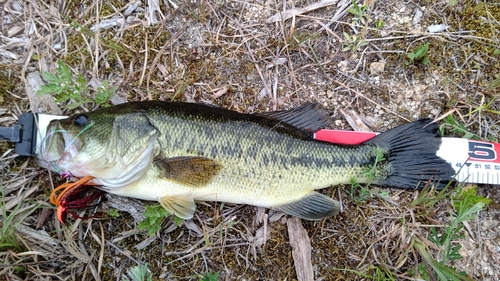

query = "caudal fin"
366;119;455;190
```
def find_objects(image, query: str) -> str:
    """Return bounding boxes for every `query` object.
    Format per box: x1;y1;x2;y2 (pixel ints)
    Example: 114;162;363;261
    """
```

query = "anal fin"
159;195;196;220
273;192;340;220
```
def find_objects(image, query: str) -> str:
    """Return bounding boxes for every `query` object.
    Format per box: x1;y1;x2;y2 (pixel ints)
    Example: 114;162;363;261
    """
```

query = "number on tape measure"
468;141;496;161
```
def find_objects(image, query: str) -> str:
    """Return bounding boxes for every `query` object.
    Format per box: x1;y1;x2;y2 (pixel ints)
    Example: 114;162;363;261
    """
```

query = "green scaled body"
39;101;455;220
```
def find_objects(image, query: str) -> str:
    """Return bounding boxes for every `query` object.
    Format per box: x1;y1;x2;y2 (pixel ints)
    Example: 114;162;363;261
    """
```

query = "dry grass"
1;0;499;280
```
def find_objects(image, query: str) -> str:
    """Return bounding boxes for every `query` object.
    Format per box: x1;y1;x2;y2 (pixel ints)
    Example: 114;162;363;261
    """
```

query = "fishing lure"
49;176;103;223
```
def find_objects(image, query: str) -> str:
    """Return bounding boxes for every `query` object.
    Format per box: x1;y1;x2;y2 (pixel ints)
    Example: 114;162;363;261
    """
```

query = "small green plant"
429;185;491;263
347;148;388;203
369;265;396;280
410;184;449;217
489;73;500;90
355;187;372;202
137;204;183;236
198;272;220;281
342;32;369;52
0;207;23;251
348;0;368;25
107;209;120;218
413;241;471;281
363;147;385;180
128;263;153;281
347;177;370;202
95;80;116;104
349;176;359;187
137;204;170;236
66;17;134;57
287;31;318;51
37;60;117;109
406;42;430;65
332;265;396;280
469;96;500;116
408;185;488;281
0;189;38;252
343;0;371;53
374;19;384;29
347;176;388;203
439;115;483;140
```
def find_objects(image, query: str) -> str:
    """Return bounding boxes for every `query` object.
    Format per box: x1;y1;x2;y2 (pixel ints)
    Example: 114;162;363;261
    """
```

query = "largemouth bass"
38;101;455;220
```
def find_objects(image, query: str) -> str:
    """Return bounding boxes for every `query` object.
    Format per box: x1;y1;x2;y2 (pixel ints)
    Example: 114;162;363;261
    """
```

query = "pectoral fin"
273;192;340;220
159;195;196;220
154;156;221;187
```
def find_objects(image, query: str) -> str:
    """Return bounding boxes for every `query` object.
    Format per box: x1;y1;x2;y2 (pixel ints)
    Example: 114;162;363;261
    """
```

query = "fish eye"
74;114;89;126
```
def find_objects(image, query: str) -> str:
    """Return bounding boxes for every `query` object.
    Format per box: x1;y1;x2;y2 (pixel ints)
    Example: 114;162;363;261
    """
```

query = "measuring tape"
438;138;500;185
314;129;500;185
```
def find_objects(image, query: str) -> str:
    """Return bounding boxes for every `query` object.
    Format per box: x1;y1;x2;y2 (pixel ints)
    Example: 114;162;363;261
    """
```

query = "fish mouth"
39;123;81;167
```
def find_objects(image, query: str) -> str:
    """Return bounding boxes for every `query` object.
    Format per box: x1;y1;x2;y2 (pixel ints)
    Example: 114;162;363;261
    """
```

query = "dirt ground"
1;0;500;280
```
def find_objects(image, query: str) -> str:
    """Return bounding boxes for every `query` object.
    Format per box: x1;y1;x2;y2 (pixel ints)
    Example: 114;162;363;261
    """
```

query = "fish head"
38;109;159;185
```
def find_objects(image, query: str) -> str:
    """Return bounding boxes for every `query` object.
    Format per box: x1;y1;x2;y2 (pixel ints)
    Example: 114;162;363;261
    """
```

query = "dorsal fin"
257;103;331;134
